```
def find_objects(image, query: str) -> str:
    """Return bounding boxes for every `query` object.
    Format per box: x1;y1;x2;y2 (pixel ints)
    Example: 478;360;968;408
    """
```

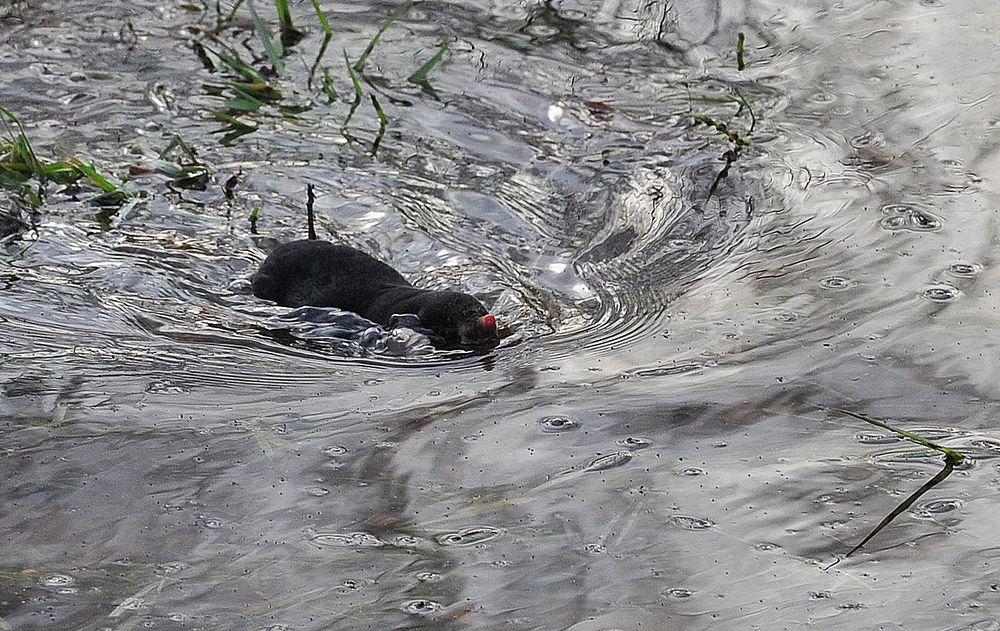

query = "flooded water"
3;0;1000;628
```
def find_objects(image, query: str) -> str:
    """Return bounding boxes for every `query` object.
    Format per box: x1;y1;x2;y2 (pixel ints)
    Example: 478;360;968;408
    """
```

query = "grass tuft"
195;0;445;147
0;106;133;208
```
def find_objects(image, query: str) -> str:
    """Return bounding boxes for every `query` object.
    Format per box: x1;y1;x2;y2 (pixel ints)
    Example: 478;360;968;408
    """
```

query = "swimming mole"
251;239;500;349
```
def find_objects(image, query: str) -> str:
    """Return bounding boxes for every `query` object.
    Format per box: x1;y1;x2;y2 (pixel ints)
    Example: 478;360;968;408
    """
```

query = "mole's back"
251;240;410;312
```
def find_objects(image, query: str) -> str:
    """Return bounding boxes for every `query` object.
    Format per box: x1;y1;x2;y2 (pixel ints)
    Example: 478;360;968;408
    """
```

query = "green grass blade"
353;0;413;74
227;81;282;103
200;40;267;84
309;33;333;88
224;0;246;23
846;460;955;557
306;0;333;89
736;32;745;71
733;88;756;134
273;0;302;46
370;93;387;155
158;134;202;164
249;205;260;234
248;0;284;74
273;0;292;30
68;159;130;196
835;409;965;464
320;66;338;103
310;0;331;34
211;111;259;144
407;39;448;84
342;48;364;128
39;160;81;184
223;95;266;112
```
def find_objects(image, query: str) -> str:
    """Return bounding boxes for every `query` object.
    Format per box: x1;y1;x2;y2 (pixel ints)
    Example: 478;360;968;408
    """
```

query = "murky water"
3;0;1000;629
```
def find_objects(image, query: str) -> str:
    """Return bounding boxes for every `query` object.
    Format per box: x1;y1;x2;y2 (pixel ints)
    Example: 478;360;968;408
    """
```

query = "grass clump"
194;0;449;151
0;106;133;208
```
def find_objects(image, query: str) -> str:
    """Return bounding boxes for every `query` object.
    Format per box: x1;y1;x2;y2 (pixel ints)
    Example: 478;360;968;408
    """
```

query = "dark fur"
252;240;499;348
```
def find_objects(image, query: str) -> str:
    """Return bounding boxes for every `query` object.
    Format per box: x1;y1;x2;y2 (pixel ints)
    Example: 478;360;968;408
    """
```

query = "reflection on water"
3;0;1000;629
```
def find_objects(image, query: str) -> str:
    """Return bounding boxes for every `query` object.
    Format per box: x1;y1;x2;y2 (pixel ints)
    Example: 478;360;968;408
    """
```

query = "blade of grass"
39;160;81;184
310;0;331;33
736;32;746;71
407;39;448;84
211;111;259;144
247;0;284;74
845;460;955;558
342;48;364;129
228;81;282;103
733;88;756;134
158;134;200;163
69;159;134;206
307;0;333;89
835;409;965;464
249;205;260;233
308;37;333;89
224;0;246;23
200;41;268;84
320;66;338;103
691;114;750;147
832;407;965;557
370;93;388;155
273;0;303;46
353;0;413;74
69;159;121;194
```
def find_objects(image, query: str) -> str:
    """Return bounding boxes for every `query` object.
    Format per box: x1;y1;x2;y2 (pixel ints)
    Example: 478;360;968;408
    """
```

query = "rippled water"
3;0;1000;629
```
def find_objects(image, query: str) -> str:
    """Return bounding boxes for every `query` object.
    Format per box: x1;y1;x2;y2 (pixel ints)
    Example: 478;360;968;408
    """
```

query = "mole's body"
252;240;499;348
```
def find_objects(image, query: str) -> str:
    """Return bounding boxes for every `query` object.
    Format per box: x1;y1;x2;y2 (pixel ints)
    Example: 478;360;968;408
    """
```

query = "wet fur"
252;240;498;348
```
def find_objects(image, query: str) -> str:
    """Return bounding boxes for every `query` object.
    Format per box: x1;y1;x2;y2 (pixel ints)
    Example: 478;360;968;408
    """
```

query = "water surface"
3;0;1000;629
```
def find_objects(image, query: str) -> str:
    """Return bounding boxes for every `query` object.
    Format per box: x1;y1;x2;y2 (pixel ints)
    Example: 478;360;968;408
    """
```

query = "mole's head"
417;291;500;349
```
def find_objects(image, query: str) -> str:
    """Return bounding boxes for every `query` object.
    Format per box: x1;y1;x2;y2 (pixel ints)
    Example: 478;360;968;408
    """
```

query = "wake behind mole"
251;239;500;350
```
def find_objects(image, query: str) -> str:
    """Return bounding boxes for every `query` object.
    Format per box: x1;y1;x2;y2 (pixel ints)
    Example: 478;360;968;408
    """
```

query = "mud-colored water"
3;0;1000;629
